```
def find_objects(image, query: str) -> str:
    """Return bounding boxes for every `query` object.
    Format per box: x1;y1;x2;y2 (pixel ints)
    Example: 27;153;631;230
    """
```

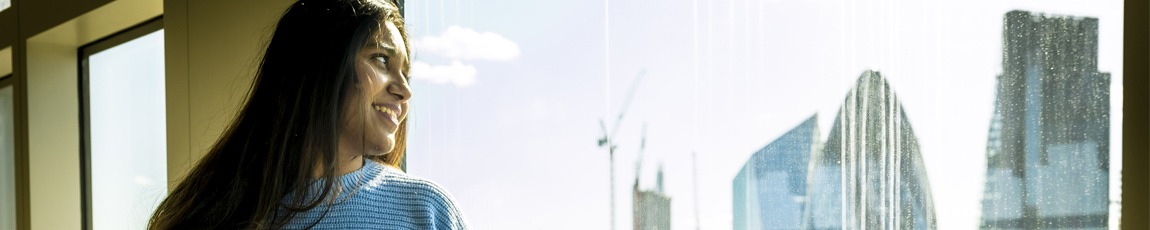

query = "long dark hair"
148;0;409;229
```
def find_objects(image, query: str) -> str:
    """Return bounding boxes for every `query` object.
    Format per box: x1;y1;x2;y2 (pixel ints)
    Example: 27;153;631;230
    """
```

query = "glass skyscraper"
733;71;937;230
804;71;937;230
732;115;819;230
979;10;1111;230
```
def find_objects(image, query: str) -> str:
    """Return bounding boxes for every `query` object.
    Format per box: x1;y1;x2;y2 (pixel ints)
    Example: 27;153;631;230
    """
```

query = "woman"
147;0;466;229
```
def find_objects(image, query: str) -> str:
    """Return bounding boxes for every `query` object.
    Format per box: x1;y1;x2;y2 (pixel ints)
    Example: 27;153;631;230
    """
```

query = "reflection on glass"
0;83;14;230
88;29;167;230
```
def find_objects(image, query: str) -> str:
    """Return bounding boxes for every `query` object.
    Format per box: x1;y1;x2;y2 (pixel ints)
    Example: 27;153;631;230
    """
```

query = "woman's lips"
372;104;400;127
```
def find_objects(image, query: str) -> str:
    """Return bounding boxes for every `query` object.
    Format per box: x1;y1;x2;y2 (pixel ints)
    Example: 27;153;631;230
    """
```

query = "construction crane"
598;69;645;230
634;122;647;183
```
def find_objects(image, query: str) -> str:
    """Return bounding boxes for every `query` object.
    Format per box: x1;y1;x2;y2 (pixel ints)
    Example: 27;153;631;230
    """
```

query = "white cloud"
409;60;477;87
415;25;521;62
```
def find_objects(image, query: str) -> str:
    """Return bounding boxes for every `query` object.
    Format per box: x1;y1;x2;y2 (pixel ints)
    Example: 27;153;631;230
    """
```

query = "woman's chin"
365;148;393;157
367;142;394;156
365;151;389;157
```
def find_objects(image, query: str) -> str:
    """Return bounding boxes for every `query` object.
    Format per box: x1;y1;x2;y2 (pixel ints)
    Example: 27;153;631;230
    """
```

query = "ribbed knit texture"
280;159;467;230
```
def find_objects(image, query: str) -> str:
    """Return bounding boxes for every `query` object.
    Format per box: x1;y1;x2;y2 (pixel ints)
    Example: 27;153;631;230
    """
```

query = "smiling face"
339;21;412;157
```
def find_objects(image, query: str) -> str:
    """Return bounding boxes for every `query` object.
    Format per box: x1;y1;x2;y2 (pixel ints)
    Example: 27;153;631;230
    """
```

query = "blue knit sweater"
280;159;467;229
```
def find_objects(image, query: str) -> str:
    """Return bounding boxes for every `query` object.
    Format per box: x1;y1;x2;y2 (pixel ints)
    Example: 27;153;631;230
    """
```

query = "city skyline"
733;71;939;230
733;10;1114;230
400;0;1123;229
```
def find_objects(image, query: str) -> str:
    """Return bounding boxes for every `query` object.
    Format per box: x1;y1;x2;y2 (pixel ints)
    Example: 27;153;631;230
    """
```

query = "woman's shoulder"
366;165;454;200
357;164;468;229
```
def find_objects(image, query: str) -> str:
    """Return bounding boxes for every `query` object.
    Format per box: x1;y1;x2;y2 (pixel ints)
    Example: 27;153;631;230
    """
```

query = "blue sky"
400;0;1124;229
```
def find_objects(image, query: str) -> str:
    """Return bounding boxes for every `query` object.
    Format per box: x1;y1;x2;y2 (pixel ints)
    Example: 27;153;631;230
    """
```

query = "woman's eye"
373;54;389;67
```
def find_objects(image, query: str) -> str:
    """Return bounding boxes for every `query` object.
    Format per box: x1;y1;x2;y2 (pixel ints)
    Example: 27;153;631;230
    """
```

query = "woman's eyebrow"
365;42;398;55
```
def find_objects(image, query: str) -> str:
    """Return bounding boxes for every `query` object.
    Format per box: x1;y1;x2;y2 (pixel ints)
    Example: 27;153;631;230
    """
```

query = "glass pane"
402;1;1122;230
0;83;15;230
88;29;166;230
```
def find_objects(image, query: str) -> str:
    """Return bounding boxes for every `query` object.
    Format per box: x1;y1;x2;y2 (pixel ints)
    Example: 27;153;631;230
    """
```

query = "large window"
402;1;1123;229
0;75;15;230
79;17;166;230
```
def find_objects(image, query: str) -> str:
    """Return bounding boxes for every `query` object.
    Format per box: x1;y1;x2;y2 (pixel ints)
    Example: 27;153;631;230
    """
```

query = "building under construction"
634;166;671;230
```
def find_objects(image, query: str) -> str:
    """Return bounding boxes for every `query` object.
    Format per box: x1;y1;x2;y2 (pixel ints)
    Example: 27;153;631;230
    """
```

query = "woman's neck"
337;155;365;175
313;155;365;178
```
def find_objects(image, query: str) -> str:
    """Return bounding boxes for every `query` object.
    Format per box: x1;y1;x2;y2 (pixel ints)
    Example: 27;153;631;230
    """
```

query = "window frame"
76;16;163;230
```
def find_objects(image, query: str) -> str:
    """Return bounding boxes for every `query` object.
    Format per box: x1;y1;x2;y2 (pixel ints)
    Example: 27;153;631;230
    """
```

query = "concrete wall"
0;47;10;76
164;0;295;187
